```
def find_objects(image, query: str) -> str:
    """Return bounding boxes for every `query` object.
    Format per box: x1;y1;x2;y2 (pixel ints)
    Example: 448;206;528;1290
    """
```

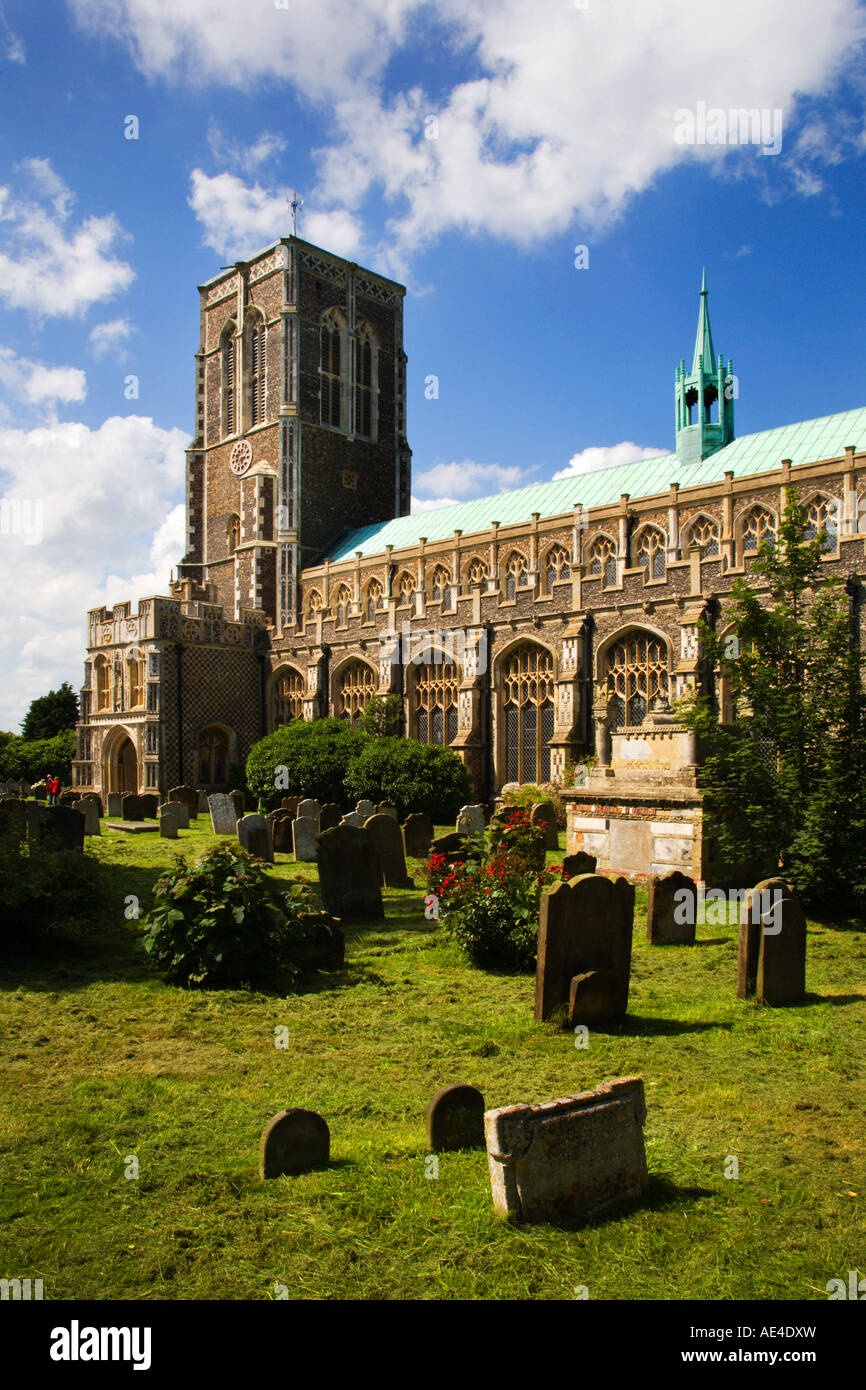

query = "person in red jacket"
47;774;60;806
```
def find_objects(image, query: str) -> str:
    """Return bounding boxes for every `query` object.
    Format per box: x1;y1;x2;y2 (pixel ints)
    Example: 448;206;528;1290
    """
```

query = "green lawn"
1;815;864;1301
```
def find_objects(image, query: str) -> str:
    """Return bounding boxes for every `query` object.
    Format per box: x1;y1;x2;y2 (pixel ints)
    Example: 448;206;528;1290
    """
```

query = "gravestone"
355;799;375;818
375;802;398;820
427;1084;486;1153
198;788;209;814
292;816;319;863
17;780;31;798
163;797;189;829
561;851;597;879
297;798;321;826
230;790;245;820
30;782;47;801
41;805;85;853
59;791;77;807
78;792;104;816
168;785;198;821
456;804;485;840
339;811;363;828
106;792;123;818
364;812;414;889
281;796;301;817
319;802;342;832
646;871;696;945
738;879;805;1006
737;877;791;1000
531;800;559;850
208;792;238;836
159;808;179;839
26;801;49;839
484;1077;649;1225
122;793;147;822
74;798;101;837
535;873;635;1027
247;821;274;864
402;812;434;859
269;810;295;853
0;799;27;843
317;824;384;922
140;794;159;818
259;1108;330;1180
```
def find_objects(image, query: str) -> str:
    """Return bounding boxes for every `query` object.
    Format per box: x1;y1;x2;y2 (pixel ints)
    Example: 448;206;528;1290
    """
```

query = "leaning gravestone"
375;802;398;820
339;811;363;828
427;1084;486;1153
269;810;294;853
561;850;597;878
122;793;147;822
535;873;635;1027
530;800;559;850
317;824;384;922
292;816;319;863
168;785;199;822
355;799;375;818
456;804;485;840
259;1108;330;1180
319;802;342;832
0;799;27;844
402;812;434;859
74;798;101;837
297;798;321;827
106;792;123;818
209;792;238;836
646;871;696;945
364;812;414;889
484;1077;649;1225
159;807;179;839
737;877;791;1000
41;805;85;853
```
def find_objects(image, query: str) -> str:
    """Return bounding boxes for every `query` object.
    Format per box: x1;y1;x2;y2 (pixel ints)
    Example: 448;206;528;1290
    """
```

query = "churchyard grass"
1;815;864;1301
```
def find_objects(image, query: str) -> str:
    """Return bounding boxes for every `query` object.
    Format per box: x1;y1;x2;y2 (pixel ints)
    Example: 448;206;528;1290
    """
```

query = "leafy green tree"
21;681;79;740
682;489;866;907
0;729;76;784
246;718;368;811
359;693;404;738
344;736;471;823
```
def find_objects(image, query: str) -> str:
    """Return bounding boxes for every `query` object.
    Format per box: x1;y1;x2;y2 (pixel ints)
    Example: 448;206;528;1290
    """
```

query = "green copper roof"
324;406;866;562
692;266;716;374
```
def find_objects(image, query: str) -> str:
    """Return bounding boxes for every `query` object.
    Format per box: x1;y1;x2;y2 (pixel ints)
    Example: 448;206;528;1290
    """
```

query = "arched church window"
465;556;488;590
247;313;266;427
320;310;344;428
354;322;376;438
804;496;839;553
543;543;571;594
501;642;554;783
688;515;720;556
430;564;453;607
127;656;145;709
742;506;776;554
95;656;110;712
306;590;323;622
636;526;666;580
588;536;617;587
413;659;459;746
221;321;236;437
334;584;352;626
271;667;305;728
605;632;669;729
396;572;416;607
503;551;529;600
338;660;376;727
227;514;240;555
365;577;384;621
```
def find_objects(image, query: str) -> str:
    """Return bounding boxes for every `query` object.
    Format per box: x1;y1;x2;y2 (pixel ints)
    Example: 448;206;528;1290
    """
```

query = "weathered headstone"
561;850;597;878
297;798;321;826
26;801;49;839
140;794;159;818
159;808;179;839
427;1084;486;1153
197;788;209;814
0;799;27;843
168;785;199;821
535;873;635;1027
375;802;398;820
738;879;805;1006
59;791;77;807
40;805;85;853
737;877;791;1000
269;810;295;853
281;796;301;817
428;831;471;882
484;1077;649;1225
319;802;342;832
355;799;375;818
106;792;123;818
74;798;101;837
530;800;559;850
208;792;238;836
364;812;414;889
230;789;245;820
339;811;363;828
247;821;274;864
259;1108;330;1180
402;812;434;859
292;816;319;863
163;797;189;829
317;824;384;922
646;871;696;945
456;804;485;840
30;781;47;801
122;793;147;822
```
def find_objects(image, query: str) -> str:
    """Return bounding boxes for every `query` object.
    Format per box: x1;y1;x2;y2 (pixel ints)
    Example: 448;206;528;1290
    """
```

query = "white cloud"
414;459;525;499
206;124;286;176
553;442;668;480
0;2;25;63
0;414;186;729
188;167;363;262
70;0;866;262
0;159;134;318
88;317;134;360
0;346;87;409
410;494;459;514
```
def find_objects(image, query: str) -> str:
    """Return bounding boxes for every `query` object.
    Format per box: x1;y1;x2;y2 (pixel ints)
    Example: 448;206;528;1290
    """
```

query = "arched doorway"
105;731;138;794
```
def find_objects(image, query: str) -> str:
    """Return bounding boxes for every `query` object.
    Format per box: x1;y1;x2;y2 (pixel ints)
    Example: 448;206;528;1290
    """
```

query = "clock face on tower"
230;440;253;476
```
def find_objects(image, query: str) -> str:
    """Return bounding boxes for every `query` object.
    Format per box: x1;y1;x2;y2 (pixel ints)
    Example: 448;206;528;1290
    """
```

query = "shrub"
344;737;470;822
0;729;76;785
246;719;368;812
500;782;567;830
142;842;337;989
488;806;546;872
0;821;102;944
437;852;558;971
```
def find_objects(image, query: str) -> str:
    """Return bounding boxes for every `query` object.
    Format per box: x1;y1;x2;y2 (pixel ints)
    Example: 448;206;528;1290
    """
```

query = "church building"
72;236;866;882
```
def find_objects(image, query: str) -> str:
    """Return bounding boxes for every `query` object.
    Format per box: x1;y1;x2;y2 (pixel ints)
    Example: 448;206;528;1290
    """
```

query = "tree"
21;681;79;741
344;736;471;823
359;693;404;738
681;489;866;908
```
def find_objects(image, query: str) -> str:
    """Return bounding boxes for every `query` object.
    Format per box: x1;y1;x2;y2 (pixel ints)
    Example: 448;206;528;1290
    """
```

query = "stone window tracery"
429;564;453;607
320;310;344;428
334;584;352;626
588;535;617;587
605;632;669;729
804;496;838;553
365;577;384;621
501;642;554;783
338;660;376;726
543;543;571;594
465;556;488;589
688;515;719;555
636;526;666;580
221;321;237;437
396;571;416;607
503;551;529;600
413;659;459;746
742;505;776;554
354;322;376;439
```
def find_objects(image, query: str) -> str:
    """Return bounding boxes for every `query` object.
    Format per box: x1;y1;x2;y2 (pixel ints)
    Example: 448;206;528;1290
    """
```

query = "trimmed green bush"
344;736;470;822
246;719;368;811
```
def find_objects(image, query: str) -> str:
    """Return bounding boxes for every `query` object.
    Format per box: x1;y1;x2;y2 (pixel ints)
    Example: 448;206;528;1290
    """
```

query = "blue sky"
1;0;866;727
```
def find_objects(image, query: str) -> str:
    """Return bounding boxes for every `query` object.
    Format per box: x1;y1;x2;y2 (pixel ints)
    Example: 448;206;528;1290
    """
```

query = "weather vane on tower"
290;189;303;237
